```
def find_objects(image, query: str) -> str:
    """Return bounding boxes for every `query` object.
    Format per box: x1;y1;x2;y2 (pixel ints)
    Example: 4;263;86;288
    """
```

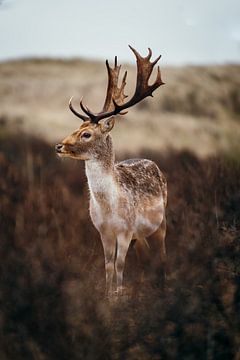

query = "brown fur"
56;119;167;297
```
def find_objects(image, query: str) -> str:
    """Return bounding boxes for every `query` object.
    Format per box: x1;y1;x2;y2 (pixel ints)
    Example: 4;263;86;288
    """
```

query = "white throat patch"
85;160;118;206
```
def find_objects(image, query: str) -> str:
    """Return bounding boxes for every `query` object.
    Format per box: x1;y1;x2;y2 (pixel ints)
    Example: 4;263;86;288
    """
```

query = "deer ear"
99;117;115;133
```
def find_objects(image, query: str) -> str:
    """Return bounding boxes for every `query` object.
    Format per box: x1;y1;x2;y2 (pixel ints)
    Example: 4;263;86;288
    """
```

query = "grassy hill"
0;58;240;156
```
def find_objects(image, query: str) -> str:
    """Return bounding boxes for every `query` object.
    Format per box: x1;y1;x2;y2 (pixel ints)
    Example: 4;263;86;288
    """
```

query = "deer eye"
82;132;91;139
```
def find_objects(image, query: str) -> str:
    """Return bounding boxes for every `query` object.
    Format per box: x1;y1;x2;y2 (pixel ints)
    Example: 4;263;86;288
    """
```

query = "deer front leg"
101;235;116;298
115;232;133;296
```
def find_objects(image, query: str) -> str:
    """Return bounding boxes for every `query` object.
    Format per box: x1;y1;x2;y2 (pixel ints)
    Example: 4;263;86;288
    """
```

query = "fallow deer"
55;46;167;297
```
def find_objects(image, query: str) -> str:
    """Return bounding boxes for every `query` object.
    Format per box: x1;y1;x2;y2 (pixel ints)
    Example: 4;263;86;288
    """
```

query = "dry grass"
1;58;240;359
0;59;240;157
0;128;240;359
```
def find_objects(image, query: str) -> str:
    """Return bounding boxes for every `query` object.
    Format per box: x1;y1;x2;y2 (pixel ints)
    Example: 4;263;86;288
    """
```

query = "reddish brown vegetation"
0;131;240;359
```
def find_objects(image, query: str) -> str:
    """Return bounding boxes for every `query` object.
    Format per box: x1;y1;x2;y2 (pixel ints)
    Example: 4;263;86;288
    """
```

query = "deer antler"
69;45;164;123
102;56;128;113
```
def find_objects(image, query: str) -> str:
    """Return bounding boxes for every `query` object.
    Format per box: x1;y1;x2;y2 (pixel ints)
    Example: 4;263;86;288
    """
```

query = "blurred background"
0;1;240;359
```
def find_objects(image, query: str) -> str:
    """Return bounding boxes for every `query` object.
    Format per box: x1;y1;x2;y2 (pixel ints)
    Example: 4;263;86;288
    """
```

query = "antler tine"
147;47;152;60
80;98;97;122
128;45;141;59
106;59;111;74
69;96;89;121
119;70;128;96
152;54;162;66
157;66;164;85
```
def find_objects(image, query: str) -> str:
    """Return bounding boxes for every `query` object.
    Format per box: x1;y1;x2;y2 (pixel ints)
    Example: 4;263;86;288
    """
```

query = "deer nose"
55;143;63;152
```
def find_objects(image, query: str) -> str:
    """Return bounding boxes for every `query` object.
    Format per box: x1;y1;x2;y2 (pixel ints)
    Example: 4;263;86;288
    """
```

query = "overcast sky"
0;0;240;65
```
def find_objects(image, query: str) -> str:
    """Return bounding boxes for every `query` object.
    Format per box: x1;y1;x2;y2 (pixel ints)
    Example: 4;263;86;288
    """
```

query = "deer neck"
85;135;116;202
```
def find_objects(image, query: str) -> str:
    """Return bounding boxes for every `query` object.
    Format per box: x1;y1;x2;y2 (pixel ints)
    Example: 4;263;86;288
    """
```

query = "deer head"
55;46;164;160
